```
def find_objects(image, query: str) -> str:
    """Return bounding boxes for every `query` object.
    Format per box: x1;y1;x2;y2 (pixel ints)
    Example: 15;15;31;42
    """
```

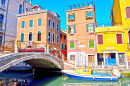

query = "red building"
60;29;67;61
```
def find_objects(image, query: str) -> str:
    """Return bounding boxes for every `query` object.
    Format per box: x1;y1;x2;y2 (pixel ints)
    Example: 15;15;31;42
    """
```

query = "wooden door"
88;55;95;62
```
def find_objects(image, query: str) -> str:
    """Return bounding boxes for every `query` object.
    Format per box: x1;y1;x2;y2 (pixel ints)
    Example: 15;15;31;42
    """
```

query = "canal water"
0;71;130;86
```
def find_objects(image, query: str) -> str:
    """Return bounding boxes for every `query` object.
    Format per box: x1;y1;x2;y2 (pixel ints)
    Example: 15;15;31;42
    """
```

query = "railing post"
102;61;104;69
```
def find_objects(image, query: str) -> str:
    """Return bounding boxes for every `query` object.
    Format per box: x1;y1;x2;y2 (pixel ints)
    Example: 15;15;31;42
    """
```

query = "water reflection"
0;71;129;86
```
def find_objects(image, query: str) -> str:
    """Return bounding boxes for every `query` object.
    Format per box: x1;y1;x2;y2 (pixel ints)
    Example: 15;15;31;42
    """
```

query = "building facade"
60;29;67;60
16;5;61;57
95;0;130;67
0;0;32;46
66;2;96;67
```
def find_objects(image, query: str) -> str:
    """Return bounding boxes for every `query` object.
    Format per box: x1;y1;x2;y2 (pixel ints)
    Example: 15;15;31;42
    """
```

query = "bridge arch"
0;52;64;72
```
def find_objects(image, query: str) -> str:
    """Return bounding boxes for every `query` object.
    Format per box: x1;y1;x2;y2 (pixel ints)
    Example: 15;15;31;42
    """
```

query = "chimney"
30;0;32;5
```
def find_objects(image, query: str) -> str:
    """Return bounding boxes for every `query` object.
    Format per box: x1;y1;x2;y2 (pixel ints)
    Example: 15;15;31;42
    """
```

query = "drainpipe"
3;0;9;51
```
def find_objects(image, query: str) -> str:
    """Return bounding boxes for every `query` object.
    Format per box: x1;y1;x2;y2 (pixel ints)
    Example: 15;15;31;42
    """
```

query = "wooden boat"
62;70;119;81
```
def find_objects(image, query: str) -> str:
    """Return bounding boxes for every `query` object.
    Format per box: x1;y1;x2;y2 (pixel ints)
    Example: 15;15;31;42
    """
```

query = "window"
98;35;103;45
29;20;33;27
126;7;130;18
21;21;25;28
34;8;38;11
48;32;51;42
21;33;24;42
61;43;63;50
116;34;123;44
37;31;41;41
38;19;42;26
60;33;62;38
48;19;51;28
19;5;22;14
0;15;3;28
0;36;2;45
52;22;55;30
86;11;94;19
1;0;5;5
86;23;95;32
57;24;59;31
68;25;75;34
52;33;55;43
68;13;75;21
65;44;66;50
70;41;75;49
29;32;32;41
64;35;66;40
89;40;94;48
57;35;59;44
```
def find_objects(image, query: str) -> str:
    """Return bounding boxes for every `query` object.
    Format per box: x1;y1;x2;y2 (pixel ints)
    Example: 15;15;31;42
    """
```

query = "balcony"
96;22;122;27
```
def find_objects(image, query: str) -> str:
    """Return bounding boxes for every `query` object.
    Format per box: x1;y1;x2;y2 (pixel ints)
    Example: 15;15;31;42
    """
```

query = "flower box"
86;17;93;20
68;19;75;22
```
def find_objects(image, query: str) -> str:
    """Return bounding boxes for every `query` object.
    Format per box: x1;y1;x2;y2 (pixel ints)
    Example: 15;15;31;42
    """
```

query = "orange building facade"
16;5;61;56
60;29;67;60
66;3;97;67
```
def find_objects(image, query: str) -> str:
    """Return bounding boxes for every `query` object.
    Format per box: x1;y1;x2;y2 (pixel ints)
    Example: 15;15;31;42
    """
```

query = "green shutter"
29;20;33;27
38;19;42;26
21;21;25;28
86;24;88;32
70;42;75;49
73;13;75;19
86;11;88;17
21;33;24;42
68;14;70;20
68;26;70;33
38;31;41;34
89;41;94;48
74;25;76;33
93;23;95;31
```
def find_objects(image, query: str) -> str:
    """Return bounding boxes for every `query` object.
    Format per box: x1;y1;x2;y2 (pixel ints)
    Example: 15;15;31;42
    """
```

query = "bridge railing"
0;40;15;53
17;41;44;52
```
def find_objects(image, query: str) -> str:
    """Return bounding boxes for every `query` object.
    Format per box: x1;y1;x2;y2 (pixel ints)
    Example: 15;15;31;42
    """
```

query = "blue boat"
62;70;119;81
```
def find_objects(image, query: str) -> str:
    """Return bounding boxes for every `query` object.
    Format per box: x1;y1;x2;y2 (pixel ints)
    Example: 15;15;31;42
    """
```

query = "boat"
62;68;119;81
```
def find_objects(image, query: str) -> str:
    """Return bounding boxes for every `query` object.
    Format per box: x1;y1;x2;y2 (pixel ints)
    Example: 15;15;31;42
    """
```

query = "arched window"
53;33;55;43
48;32;51;42
126;7;130;18
29;32;32;41
57;35;59;44
21;33;24;42
0;15;3;28
19;4;22;14
1;0;5;5
37;31;41;41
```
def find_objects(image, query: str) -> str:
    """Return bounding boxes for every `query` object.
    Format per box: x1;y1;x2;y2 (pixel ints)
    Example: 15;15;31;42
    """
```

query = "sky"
27;0;114;30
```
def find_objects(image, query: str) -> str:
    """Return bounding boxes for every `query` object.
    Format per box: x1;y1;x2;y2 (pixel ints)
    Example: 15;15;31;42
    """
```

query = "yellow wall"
96;26;125;53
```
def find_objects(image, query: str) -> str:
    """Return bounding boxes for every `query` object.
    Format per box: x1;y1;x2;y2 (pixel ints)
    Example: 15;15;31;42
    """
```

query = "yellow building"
95;0;130;66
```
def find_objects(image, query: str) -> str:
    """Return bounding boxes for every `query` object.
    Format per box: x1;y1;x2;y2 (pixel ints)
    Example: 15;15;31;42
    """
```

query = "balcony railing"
96;22;122;27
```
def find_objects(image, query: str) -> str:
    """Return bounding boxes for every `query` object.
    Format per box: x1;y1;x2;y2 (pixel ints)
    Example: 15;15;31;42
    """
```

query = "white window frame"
52;33;55;43
28;31;33;41
57;34;59;44
61;43;63;50
48;19;51;28
88;24;93;32
37;30;42;42
57;24;59;32
20;32;24;42
52;21;55;30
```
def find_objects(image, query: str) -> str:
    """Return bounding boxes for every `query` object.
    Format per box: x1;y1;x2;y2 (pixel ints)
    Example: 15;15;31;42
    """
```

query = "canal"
0;71;130;86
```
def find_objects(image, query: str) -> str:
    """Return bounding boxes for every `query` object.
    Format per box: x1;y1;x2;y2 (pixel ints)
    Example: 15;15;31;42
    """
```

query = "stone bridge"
0;52;64;72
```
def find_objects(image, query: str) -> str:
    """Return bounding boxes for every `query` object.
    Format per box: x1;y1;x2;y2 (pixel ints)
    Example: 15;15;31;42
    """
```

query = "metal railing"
96;22;122;27
0;40;15;53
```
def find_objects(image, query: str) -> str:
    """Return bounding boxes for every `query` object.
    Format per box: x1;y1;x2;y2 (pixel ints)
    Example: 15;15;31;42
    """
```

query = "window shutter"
98;35;103;44
74;25;76;33
68;26;70;33
116;34;123;44
86;24;88;32
86;11;88;17
21;33;24;42
68;14;70;20
93;23;95;31
73;13;75;19
126;7;130;18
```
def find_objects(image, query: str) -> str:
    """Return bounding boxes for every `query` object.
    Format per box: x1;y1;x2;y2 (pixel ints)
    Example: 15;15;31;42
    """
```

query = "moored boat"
62;69;119;81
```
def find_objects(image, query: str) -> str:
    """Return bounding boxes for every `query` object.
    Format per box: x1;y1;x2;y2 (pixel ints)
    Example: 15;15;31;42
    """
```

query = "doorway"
105;53;116;65
88;55;95;67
